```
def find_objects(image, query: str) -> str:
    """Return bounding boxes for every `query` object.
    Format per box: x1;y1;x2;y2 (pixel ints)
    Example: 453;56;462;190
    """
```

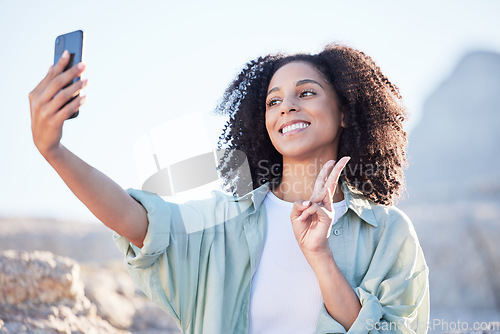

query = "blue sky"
1;0;499;222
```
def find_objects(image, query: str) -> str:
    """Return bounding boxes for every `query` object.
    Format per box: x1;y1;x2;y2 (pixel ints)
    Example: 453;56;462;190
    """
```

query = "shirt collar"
251;182;272;210
227;182;270;214
232;178;378;227
340;178;378;227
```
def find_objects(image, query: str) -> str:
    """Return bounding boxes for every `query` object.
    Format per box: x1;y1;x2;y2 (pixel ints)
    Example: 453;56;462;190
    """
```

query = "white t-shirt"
248;191;347;334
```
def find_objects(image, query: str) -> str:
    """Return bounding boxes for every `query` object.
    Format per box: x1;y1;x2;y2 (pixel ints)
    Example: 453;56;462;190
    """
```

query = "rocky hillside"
400;49;500;328
0;218;180;334
405;50;500;202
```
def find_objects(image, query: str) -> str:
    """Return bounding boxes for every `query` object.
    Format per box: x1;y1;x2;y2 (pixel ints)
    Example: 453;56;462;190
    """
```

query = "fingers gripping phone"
54;30;85;119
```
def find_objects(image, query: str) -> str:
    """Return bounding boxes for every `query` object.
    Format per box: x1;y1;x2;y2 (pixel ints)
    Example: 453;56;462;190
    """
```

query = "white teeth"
281;122;310;134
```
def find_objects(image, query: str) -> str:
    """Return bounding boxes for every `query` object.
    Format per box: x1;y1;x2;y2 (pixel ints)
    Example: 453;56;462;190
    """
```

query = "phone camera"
55;35;65;54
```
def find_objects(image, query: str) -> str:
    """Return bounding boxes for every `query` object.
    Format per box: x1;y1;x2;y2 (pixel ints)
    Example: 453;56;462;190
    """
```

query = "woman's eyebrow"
296;79;323;88
267;79;324;96
267;86;280;96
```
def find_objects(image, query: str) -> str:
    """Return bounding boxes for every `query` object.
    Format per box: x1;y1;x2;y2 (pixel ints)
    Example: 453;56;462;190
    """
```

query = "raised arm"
29;51;148;247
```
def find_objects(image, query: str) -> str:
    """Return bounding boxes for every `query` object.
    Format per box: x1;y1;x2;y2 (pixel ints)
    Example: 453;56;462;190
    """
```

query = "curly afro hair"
215;43;408;206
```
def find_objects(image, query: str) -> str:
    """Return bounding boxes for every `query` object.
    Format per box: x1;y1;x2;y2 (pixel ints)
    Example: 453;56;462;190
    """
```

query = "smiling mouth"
280;122;310;135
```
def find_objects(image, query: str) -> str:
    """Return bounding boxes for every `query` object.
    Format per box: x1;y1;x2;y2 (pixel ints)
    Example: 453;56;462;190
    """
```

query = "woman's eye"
299;89;316;98
266;98;281;107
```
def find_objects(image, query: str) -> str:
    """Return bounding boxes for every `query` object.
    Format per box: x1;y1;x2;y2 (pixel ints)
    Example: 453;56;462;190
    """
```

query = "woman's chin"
277;147;315;162
277;143;338;163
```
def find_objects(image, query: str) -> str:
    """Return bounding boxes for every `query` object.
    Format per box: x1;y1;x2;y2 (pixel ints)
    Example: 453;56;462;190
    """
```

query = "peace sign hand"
290;157;351;259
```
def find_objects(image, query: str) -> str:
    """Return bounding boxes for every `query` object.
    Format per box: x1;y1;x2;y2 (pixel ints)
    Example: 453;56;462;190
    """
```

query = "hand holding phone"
54;30;85;119
29;30;87;159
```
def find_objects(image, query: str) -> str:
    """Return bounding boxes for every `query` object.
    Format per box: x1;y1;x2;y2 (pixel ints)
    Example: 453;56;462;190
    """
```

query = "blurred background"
1;0;499;333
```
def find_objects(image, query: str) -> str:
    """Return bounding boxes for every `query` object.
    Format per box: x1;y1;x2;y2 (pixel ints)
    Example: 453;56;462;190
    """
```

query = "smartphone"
54;30;85;119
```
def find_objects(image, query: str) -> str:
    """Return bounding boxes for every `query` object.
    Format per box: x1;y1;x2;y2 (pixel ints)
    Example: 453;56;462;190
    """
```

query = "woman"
29;44;429;333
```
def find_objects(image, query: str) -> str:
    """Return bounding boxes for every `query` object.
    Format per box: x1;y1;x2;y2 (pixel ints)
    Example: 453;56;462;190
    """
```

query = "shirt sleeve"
112;188;222;328
315;209;430;334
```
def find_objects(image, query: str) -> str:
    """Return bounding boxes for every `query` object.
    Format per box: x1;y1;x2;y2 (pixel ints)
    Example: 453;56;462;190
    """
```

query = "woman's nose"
280;97;300;115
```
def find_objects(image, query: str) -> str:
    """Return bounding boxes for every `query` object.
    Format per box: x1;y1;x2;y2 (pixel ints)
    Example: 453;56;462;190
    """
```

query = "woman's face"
265;61;344;162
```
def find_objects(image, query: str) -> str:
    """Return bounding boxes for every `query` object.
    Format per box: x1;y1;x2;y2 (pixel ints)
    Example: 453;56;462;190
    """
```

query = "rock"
0;217;180;334
0;250;127;334
400;49;500;316
406;50;500;202
0;250;83;306
80;262;180;333
80;263;137;329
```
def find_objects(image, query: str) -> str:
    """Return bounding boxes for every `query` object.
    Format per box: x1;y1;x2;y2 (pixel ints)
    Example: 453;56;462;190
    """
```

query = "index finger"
52;50;71;76
324;156;351;197
32;50;70;94
311;160;335;198
310;157;351;203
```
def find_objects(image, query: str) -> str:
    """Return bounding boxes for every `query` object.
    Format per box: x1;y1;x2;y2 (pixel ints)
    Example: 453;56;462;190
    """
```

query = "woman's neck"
272;156;345;203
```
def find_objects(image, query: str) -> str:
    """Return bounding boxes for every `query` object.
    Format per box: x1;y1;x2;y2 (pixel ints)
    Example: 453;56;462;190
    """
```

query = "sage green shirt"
114;179;429;334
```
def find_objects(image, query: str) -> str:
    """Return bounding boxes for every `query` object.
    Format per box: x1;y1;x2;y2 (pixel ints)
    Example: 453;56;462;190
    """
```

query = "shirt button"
333;229;340;236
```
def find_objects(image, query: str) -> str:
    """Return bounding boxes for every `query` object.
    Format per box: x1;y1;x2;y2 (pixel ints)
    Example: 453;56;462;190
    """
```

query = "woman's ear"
340;106;347;128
